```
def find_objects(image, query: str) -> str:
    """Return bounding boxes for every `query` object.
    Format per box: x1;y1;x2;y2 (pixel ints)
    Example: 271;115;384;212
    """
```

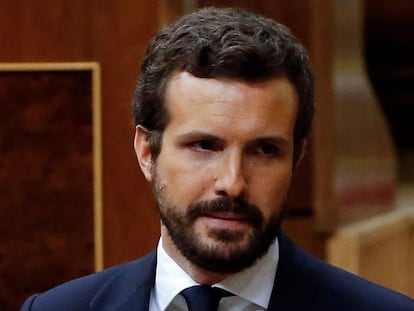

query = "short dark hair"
132;7;314;158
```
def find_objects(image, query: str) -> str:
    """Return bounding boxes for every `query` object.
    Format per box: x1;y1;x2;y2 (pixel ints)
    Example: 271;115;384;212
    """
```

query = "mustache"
186;197;263;227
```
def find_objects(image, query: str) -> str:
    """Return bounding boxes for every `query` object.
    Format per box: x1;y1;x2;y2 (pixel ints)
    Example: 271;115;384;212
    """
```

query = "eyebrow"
252;136;290;146
175;132;223;143
175;131;290;146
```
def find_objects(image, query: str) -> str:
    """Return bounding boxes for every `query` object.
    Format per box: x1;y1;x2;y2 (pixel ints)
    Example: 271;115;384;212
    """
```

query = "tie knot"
181;285;232;311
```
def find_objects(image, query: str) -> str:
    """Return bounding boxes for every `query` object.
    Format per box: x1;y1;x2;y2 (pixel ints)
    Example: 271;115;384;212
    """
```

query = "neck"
160;226;231;285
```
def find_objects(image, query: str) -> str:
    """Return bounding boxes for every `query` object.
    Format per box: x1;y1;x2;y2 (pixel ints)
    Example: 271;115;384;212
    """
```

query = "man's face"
135;72;299;273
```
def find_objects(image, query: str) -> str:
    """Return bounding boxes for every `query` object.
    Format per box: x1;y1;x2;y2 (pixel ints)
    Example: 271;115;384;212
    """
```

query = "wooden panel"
89;0;161;266
327;208;414;297
0;0;162;267
0;1;92;61
0;63;102;311
360;228;410;294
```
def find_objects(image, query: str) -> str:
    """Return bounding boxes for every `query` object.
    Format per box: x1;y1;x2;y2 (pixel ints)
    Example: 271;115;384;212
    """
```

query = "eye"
255;142;279;156
190;139;220;152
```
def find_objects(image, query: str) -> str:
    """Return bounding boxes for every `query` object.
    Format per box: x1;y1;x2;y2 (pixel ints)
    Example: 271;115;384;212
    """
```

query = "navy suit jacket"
21;231;414;310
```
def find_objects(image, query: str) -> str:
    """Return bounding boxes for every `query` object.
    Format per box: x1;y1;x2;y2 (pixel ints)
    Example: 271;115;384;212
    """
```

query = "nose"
214;151;247;198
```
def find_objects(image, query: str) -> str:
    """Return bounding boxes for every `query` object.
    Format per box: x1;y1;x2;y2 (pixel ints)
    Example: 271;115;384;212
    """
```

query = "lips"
203;211;249;222
198;212;254;232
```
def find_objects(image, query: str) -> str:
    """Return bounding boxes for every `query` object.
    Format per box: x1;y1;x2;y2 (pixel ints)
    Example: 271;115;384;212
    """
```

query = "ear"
293;139;307;170
134;126;153;181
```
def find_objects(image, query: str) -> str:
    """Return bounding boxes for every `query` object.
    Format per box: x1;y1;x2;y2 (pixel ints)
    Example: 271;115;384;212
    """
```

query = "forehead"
164;71;298;138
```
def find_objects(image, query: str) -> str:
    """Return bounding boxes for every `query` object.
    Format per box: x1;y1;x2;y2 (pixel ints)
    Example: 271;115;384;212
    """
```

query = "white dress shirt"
149;238;279;311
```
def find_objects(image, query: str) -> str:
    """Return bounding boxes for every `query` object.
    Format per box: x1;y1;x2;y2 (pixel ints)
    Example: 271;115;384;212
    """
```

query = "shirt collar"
154;238;279;310
154;240;199;310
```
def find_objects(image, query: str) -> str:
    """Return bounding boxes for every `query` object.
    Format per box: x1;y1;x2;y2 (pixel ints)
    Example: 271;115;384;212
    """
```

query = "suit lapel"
88;233;313;310
90;251;157;311
267;231;309;310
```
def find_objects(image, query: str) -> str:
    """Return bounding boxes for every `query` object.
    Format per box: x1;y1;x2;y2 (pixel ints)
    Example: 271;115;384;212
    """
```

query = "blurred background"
0;0;413;309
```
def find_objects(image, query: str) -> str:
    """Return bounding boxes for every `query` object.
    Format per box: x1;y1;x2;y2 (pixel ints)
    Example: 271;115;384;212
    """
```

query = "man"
21;7;414;311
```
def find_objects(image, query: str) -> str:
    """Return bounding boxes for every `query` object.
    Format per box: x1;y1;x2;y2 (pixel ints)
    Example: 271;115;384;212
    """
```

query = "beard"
152;170;285;274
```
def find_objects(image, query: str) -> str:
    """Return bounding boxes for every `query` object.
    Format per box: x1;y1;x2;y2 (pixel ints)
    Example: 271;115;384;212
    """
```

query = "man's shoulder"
20;251;157;311
275;232;414;310
306;252;414;309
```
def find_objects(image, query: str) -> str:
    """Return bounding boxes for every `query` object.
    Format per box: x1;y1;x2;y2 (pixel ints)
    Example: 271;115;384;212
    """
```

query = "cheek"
157;158;213;205
250;170;292;215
